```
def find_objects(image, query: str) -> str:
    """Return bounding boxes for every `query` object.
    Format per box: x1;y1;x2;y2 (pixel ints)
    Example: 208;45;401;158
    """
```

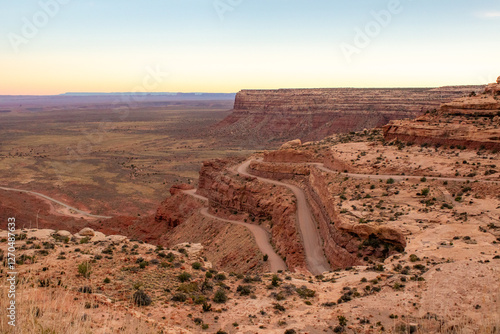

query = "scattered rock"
79;228;95;237
107;235;128;243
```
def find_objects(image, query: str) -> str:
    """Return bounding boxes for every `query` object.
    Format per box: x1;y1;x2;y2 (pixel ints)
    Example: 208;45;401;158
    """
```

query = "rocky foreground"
1;222;498;333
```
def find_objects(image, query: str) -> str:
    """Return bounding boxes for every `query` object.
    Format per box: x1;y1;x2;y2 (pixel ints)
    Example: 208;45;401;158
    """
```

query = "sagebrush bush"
213;289;228;303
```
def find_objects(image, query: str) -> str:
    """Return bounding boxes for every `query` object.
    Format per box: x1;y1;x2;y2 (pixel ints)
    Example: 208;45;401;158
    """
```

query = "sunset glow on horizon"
1;0;499;95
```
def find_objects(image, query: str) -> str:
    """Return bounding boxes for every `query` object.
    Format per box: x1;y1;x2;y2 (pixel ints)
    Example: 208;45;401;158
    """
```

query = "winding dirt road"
235;159;499;275
237;160;331;275
182;189;287;272
314;164;499;184
0;186;112;219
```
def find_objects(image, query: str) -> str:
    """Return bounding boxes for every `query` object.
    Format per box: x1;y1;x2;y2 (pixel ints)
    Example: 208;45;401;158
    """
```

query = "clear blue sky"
1;0;499;94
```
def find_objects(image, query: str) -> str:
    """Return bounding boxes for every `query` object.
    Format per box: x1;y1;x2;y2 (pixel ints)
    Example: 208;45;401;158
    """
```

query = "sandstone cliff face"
214;86;483;145
249;161;310;180
384;80;500;150
162;211;267;274
263;148;318;164
154;187;203;229
197;159;307;272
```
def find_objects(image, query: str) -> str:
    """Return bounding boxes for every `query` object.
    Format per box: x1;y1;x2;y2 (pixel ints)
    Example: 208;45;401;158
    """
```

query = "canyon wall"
214;86;483;145
248;161;406;269
163;211;267;274
197;159;307;272
384;79;500;150
154;186;203;229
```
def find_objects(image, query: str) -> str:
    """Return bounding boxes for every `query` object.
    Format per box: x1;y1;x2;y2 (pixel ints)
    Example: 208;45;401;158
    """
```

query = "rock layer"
214;86;483;144
154;186;203;229
197;158;308;272
384;80;500;150
249;161;406;269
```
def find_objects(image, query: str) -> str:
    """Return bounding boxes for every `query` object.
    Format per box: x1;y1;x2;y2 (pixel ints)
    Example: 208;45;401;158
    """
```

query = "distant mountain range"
59;92;236;100
0;93;237;110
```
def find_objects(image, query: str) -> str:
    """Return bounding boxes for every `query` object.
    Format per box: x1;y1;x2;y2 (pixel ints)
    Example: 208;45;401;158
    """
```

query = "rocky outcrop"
163;211;267;274
168;183;194;195
214;86;483;145
154;186;203;229
384;79;500;150
78;227;95;237
263;149;318;164
280;139;302;149
248;161;310;180
197;159;307;272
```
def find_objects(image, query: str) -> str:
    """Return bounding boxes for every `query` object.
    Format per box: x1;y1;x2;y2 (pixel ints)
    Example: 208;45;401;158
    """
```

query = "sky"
0;0;499;95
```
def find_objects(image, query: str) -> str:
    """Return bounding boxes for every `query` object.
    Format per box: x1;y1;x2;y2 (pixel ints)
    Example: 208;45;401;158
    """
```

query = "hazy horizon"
0;83;489;97
1;0;499;95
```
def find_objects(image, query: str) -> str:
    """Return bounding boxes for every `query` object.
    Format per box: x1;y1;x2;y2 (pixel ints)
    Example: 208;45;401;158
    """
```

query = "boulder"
169;184;194;196
56;230;72;237
79;228;95;237
280;139;301;150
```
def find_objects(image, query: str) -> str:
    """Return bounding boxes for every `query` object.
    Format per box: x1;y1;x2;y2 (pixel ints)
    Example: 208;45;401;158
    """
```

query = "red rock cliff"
197;159;307;272
248;161;406;269
384;79;500;150
214;86;483;144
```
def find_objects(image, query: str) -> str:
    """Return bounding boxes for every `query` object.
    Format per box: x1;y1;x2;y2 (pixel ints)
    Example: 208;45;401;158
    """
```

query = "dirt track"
0;186;112;219
183;189;287;272
314;164;500;184
237;160;331;275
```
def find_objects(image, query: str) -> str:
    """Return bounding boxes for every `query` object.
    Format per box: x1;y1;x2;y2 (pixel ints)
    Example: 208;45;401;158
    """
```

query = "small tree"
177;272;191;282
78;261;91;278
213;288;228;303
271;274;280;287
